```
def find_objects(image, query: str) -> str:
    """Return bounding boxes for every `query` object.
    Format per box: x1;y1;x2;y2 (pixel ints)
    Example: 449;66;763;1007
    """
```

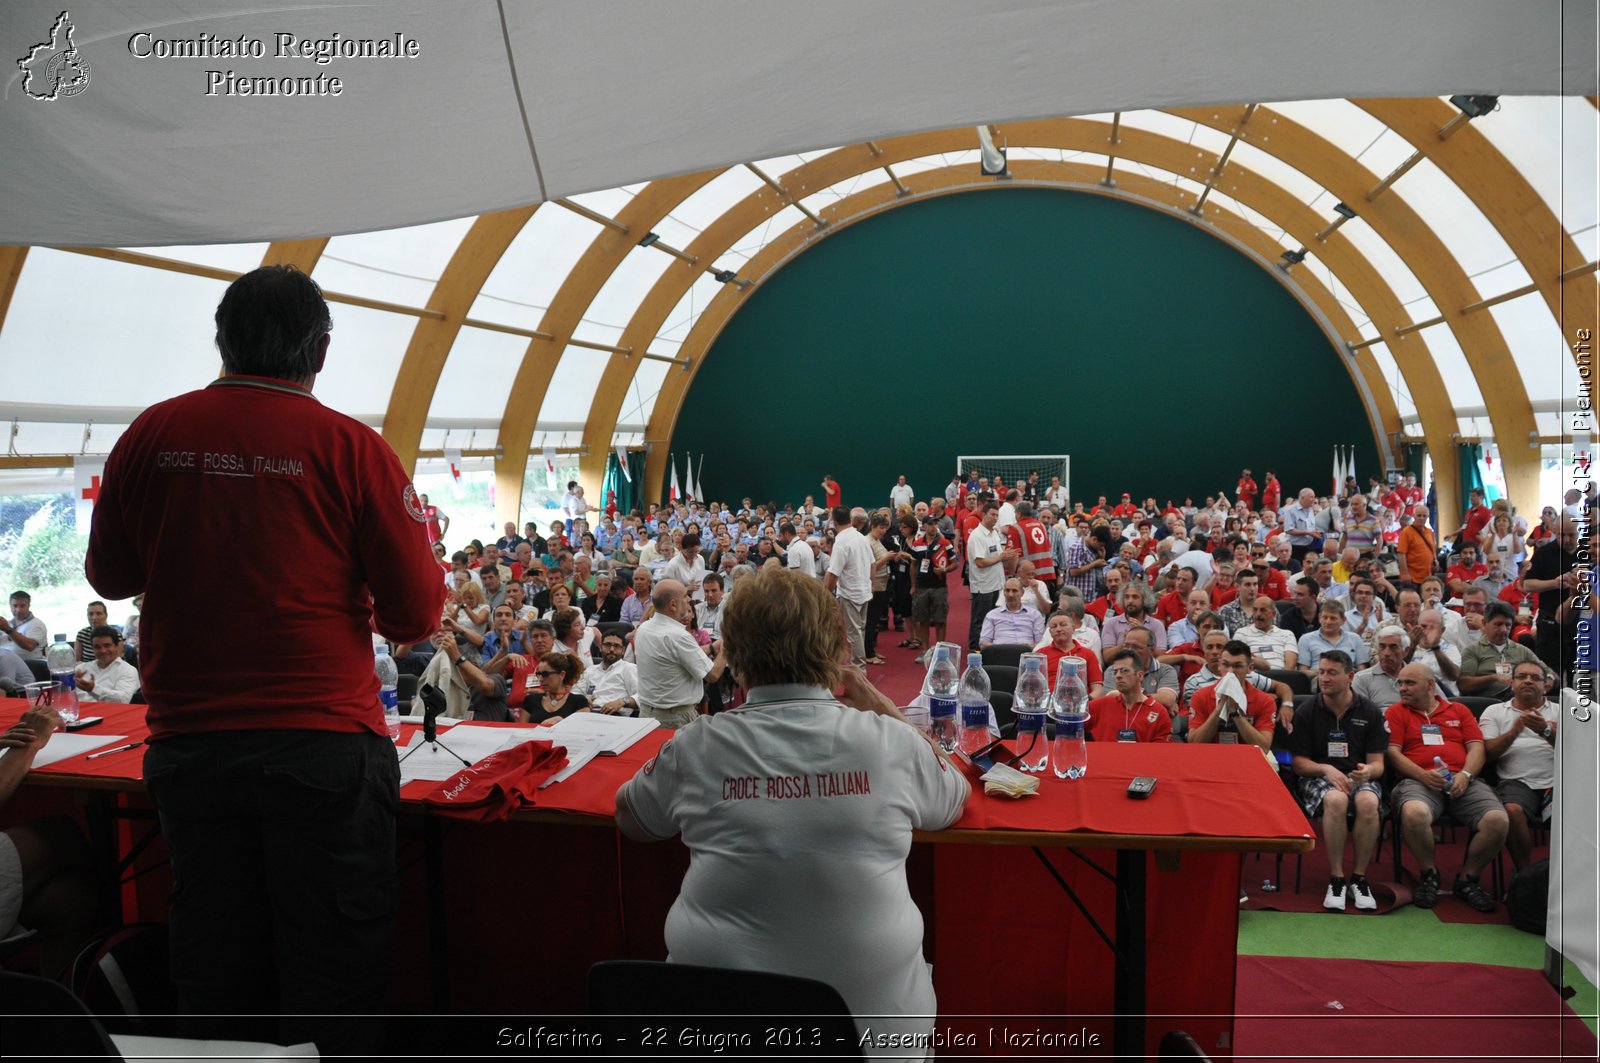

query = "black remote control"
1127;776;1157;799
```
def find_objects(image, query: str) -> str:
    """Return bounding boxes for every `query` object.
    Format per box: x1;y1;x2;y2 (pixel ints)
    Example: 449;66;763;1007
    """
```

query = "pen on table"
86;740;144;760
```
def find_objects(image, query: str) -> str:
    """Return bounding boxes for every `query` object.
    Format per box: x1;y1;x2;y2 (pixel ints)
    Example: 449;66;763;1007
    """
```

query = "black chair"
982;664;1018;698
397;673;419;712
1263;668;1311;697
1454;695;1498;719
0;971;123;1058
587;960;862;1058
980;643;1031;669
25;658;49;683
989;690;1016;737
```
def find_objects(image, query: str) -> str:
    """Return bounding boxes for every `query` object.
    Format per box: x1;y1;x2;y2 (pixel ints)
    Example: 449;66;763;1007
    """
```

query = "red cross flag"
74;457;106;534
443;447;464;497
542;446;558;491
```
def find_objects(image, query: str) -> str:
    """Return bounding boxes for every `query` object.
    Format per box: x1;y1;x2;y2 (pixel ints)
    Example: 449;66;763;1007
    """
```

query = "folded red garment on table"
418;740;568;821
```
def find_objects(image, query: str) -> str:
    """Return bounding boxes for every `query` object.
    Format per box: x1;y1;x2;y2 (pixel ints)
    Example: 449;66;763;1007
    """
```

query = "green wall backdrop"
669;188;1381;509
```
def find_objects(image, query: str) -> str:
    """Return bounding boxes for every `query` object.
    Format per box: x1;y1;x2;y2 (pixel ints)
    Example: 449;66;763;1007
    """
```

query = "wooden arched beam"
1172;105;1539;512
638;154;1450;511
491;173;718;525
576;120;1454;513
379;206;538;470
260;239;329;272
1355;97;1598;382
0;247;27;335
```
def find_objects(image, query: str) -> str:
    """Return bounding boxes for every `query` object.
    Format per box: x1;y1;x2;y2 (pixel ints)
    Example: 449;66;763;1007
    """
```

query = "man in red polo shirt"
1384;663;1507;912
1085;566;1126;625
1154;566;1198;625
1209;563;1238;610
1446;545;1490;598
1087;649;1172;743
1252;555;1288;601
1111;493;1137;519
821;474;842;510
1041;612;1104;695
1236;469;1258;511
1260;470;1281;513
1452;488;1493;549
1187;641;1277;751
86;266;444;1053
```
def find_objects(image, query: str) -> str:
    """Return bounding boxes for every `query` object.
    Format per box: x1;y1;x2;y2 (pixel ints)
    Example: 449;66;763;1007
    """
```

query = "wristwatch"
1459;770;1473;782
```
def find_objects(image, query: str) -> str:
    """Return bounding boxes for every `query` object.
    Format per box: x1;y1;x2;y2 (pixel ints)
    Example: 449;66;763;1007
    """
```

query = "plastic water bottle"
1013;655;1051;773
375;644;401;743
1432;755;1452;786
957;653;992;757
1050;658;1090;780
45;634;80;725
924;646;959;753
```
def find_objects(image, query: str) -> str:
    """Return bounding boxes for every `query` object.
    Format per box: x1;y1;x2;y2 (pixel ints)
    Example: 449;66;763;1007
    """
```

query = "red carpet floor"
1234;955;1598;1062
861;582;978;706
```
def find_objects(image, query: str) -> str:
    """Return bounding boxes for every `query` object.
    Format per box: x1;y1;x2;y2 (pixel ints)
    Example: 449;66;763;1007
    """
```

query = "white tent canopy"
1;0;1594;246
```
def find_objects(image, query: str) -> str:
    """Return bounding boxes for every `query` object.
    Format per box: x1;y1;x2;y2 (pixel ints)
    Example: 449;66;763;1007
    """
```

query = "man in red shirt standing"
1385;664;1507;911
1260;470;1281;513
1087;649;1171;742
1236;469;1258;512
86;266;444;1052
1111;493;1137;519
419;492;449;545
1452;487;1493;550
821;474;842;511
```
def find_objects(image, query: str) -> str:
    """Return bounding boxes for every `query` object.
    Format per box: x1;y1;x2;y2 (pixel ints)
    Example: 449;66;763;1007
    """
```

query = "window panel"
1488;293;1569;403
121;242;271;274
669;167;764;233
427;328;531;421
658;275;724;346
315;216;475;308
1471;259;1534;299
584;246;677;334
1413;322;1487;412
469;207;601;330
1473;97;1599;241
1267;100;1388;159
315;303;419;419
0;248;227;408
749;154;811;179
1393;157;1517;276
651;216;701;251
570;318;625;347
620;360;671;429
1339;222;1428;305
1226;140;1326;207
536;346;609;424
1350;128;1417;180
568;187;636;222
1367;343;1417;420
1535;411;1563;438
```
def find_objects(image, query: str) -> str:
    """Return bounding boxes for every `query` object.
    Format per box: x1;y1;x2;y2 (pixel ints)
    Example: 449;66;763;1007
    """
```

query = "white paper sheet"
4;731;131;768
112;1033;318;1060
533;713;659;755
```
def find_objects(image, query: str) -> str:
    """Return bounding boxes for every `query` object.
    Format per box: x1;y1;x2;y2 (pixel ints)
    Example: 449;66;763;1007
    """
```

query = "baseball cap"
920;515;939;525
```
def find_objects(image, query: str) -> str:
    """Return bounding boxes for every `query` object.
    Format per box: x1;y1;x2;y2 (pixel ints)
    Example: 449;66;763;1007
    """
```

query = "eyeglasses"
535;670;559;678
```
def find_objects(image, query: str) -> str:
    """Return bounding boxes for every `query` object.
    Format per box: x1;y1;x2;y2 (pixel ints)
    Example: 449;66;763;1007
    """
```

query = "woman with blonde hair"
615;566;968;1053
1478;510;1523;594
453;580;489;634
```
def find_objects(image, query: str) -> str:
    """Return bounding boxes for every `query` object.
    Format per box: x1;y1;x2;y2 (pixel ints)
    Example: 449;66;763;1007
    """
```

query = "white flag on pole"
614;446;632;482
73;457;106;535
1345;446;1356;491
542;446;558;491
696;454;705;504
669;454;680;502
1332;447;1340;498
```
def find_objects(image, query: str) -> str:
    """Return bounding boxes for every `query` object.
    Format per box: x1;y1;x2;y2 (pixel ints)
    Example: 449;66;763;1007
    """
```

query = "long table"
2;698;1313;1058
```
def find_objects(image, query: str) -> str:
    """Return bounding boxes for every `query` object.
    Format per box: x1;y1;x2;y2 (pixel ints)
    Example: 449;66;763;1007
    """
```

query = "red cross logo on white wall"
81;474;101;504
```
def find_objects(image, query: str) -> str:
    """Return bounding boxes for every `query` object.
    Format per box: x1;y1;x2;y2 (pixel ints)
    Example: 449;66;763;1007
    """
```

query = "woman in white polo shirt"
616;567;969;1055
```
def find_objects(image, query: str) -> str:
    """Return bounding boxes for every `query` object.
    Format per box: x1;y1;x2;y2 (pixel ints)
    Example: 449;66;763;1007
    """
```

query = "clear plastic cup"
49;680;80;726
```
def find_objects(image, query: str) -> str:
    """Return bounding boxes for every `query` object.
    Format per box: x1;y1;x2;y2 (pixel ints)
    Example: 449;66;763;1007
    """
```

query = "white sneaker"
1350;877;1377;911
914;650;930;665
1323;880;1348;910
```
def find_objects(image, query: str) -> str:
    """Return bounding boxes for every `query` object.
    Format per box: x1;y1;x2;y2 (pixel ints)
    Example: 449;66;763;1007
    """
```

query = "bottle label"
928;695;957;720
52;672;76;691
379;688;399;711
960;702;988;729
1016;711;1044;735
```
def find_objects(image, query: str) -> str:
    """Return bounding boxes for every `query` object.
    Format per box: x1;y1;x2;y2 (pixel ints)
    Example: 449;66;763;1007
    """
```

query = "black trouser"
968;590;1000;650
888;570;912;627
865;588;890;655
144;729;399;1056
1535;617;1572;680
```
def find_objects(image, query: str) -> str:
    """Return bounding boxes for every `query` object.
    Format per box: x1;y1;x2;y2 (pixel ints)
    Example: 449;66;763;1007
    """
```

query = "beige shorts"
642;704;700;729
1392;776;1503;829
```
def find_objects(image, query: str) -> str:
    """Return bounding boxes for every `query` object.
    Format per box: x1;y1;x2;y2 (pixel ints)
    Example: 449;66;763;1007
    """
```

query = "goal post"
955;455;1070;504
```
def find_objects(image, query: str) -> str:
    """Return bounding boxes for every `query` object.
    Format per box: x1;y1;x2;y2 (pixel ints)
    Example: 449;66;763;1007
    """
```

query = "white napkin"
1212;670;1248;720
980;761;1040;799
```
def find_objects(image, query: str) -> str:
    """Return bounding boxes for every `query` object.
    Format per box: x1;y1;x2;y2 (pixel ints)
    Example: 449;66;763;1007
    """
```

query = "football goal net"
955;455;1070;504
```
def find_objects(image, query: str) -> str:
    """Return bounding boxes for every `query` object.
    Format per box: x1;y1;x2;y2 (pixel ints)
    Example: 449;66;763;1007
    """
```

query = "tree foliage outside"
0;497;87;590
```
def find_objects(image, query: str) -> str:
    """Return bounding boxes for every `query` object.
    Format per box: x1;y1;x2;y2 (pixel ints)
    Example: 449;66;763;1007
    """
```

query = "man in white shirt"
74;627;139;704
824;507;876;667
695;574;727;640
779;523;817;578
575;630;640;715
0;591;47;661
633;580;728;728
965;502;1017;651
1481;661;1559;871
659;533;710;602
996;489;1019;530
889;476;915;510
1236;597;1300;671
1045;475;1069;511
